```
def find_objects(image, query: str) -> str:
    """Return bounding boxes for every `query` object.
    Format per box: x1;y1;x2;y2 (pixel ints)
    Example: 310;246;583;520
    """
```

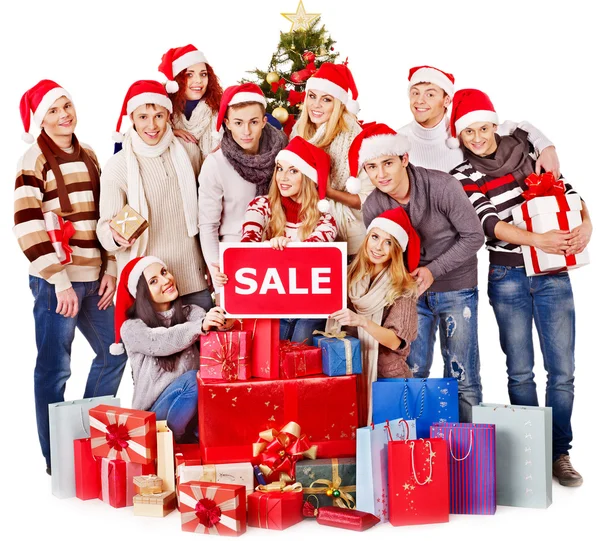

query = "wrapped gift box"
109;204;148;243
74;438;100;501
199;330;252;381
295;457;356;509
313;333;361;376
179;481;247;536
236;319;280;379
134;474;163;495
178;462;254;502
512;193;589;276
99;458;149;508
305;504;380;531
247;486;304;530
43;211;74;265
89;404;156;465
279;340;322;379
133;490;177;517
197;374;358;464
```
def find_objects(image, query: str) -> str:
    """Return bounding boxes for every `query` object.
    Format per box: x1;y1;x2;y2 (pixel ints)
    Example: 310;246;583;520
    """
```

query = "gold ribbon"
199;464;217;482
312;330;354;375
301;458;356;509
256;481;303;493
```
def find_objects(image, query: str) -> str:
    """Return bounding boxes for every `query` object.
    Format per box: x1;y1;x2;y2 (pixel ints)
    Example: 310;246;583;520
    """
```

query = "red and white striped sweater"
240;196;337;243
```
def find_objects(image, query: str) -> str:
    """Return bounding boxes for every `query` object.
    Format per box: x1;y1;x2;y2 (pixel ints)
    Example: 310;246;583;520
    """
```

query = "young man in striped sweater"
14;80;127;473
450;89;592;487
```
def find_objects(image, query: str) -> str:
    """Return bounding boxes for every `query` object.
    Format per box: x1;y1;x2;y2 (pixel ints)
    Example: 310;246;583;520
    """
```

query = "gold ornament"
272;106;290;124
319;46;327;56
281;1;320;32
266;72;280;84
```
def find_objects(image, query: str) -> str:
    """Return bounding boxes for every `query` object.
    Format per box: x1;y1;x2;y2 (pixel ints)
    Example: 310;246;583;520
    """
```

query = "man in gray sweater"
355;123;485;422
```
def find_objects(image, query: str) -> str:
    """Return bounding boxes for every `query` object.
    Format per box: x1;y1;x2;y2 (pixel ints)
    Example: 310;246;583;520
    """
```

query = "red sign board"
220;242;347;318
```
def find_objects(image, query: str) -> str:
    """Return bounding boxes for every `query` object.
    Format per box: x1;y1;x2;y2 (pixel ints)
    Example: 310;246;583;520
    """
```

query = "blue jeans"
29;276;127;467
488;265;575;460
280;318;326;344
149;370;198;442
406;287;482;423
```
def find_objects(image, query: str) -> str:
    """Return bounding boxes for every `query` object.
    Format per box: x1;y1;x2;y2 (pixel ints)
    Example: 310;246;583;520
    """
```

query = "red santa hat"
113;80;173;142
158;44;209;94
345;122;411;194
407;65;455;98
305;63;360;115
110;256;166;355
276;136;331;213
214;83;267;140
448;88;499;148
367;207;421;272
19;79;72;144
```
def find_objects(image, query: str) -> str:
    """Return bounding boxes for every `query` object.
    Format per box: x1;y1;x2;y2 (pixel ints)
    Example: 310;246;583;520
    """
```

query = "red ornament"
291;69;310;84
303;50;316;63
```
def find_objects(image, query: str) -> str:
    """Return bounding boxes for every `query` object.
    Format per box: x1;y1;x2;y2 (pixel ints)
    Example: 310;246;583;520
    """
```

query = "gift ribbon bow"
180;484;241;534
256;481;303;493
288;90;306;107
45;213;75;264
90;411;151;461
116;211;139;234
280;340;312;377
313;330;354;375
199;332;248;382
253;421;317;483
522;172;565;201
271;78;286;93
302;458;356;509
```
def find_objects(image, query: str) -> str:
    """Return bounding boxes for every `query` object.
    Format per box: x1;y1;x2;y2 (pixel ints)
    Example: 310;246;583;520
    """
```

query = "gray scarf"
220;123;288;196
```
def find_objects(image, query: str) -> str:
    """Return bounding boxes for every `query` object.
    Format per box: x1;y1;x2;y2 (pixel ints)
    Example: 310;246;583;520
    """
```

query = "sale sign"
220;242;347;318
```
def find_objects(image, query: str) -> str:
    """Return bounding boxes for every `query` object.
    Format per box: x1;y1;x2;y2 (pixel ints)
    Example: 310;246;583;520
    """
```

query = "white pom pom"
112;131;124;143
446;137;460;149
110;342;125;356
165;80;179;94
212;129;223;141
346;99;360;115
346;176;362;195
21;132;35;144
317;199;330;213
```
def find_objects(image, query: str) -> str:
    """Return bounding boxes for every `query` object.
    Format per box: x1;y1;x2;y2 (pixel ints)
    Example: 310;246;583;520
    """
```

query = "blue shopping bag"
372;378;459;438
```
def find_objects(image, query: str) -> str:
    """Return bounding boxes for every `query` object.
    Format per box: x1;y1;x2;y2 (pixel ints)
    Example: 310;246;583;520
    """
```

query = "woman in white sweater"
293;63;373;256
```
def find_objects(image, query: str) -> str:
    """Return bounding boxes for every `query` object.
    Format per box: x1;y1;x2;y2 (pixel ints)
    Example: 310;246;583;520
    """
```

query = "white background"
1;0;597;539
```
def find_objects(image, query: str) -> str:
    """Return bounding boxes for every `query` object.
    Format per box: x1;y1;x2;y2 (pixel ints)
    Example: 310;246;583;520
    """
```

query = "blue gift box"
313;333;361;376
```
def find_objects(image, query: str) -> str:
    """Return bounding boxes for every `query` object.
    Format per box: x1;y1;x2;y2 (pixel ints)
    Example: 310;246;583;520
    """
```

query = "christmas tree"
243;7;339;135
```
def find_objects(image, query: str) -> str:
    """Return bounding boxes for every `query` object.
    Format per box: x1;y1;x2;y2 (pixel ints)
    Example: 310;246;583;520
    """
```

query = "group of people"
14;44;591;488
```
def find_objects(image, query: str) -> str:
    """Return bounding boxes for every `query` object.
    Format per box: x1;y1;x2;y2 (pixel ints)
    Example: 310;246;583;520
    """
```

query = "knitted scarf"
463;128;534;185
123;124;199;259
172;99;217;158
220;123;288;196
37;130;100;216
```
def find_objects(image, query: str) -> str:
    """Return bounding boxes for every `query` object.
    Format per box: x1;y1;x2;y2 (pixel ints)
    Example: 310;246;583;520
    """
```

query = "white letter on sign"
312;268;331;294
235;268;257;294
289;268;308;294
259;268;286;294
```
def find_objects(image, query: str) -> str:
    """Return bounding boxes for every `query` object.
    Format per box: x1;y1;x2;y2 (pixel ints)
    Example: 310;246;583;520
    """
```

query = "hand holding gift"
109;204;148;247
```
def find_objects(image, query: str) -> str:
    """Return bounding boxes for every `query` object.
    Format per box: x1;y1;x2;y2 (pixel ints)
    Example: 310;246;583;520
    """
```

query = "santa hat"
407;65;455;98
110;256;166;355
367;207;421;272
276;136;331;213
448;88;499;148
305;63;360;115
214;83;267;140
113;80;173;142
20;80;72;144
158;44;208;94
345;122;411;194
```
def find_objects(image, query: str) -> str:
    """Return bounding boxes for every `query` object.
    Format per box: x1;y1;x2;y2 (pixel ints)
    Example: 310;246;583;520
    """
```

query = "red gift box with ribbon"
98;457;154;508
247;482;304;530
43;211;74;265
279;340;322;379
89;405;157;465
233;319;280;379
197;374;358;465
179;481;247;536
199;330;252;381
512;173;589;276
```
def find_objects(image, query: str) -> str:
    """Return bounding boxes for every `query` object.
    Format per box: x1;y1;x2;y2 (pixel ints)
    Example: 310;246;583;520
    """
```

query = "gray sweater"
362;164;484;293
121;305;206;411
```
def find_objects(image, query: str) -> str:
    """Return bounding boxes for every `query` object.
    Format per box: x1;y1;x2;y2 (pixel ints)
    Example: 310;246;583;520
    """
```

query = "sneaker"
552;454;583;487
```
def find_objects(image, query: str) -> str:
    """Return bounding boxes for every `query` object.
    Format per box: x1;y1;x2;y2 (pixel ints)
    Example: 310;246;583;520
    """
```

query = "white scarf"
124;124;199;259
173;99;217;158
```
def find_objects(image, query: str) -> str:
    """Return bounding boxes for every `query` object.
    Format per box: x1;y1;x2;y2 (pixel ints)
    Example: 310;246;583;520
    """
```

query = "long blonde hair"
295;96;349;148
265;169;321;241
348;232;418;304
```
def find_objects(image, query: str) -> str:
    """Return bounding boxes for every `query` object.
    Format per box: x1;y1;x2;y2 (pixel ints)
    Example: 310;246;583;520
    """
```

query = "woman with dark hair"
158;44;223;176
110;256;225;442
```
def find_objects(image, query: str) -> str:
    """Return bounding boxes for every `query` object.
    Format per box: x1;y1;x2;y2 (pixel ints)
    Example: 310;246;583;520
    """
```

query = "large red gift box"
279;340;322;379
236;319;280;379
89;404;157;465
247;486;304;530
388;438;449;526
74;438;100;500
199;330;252;381
98;458;154;508
198;374;358;464
179;481;247;536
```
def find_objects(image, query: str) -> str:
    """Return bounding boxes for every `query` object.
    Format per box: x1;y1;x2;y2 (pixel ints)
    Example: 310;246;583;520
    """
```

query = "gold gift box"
133;474;163;495
133;490;177;517
109;204;148;242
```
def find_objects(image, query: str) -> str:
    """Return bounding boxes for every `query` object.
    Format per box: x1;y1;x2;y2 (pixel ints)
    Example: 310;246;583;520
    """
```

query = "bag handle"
384;419;410;442
448;428;473;462
410;439;433;486
402;379;426;420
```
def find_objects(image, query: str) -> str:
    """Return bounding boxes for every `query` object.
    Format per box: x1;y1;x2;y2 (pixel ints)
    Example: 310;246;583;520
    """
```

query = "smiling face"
184;62;208;101
143;263;179;311
366;227;393;271
409;83;451;128
41;96;77;140
460;122;498;157
131;104;169;146
306;88;335;126
275;159;305;201
224;103;267;154
363;154;409;199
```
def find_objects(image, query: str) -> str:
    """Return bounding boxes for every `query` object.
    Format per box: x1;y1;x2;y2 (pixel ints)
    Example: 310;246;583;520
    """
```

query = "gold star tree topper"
281;1;320;31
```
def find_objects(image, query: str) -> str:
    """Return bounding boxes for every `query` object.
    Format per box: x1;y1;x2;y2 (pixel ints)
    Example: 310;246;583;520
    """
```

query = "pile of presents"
48;317;554;536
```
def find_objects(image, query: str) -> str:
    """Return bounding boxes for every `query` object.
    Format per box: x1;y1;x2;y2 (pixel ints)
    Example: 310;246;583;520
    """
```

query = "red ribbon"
195;498;222;528
271;78;286;93
47;217;75;263
522;172;565;201
105;423;131;452
288;90;306;107
306;61;317;75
